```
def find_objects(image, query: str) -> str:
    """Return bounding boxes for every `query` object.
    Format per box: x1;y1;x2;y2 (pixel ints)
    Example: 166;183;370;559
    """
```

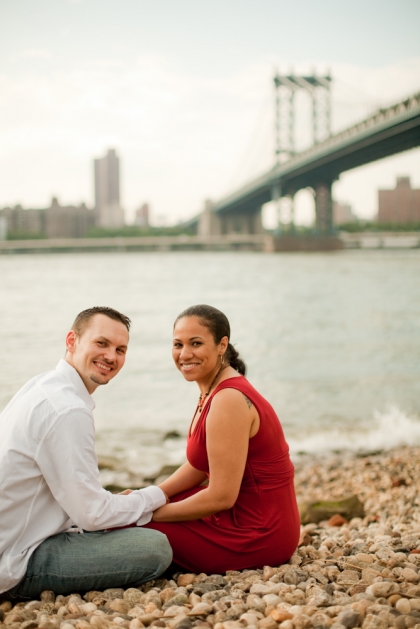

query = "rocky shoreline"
1;446;419;629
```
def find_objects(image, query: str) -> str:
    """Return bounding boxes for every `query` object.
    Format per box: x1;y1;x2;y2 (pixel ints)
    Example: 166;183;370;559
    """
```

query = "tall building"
134;203;150;228
333;201;357;225
378;177;420;224
94;149;125;228
0;216;7;240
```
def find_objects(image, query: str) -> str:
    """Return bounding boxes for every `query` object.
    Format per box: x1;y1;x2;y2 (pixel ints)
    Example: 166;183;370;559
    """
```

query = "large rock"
337;610;361;628
123;589;143;605
97;455;120;470
366;582;399;598
298;495;365;524
144;465;180;483
361;614;387;629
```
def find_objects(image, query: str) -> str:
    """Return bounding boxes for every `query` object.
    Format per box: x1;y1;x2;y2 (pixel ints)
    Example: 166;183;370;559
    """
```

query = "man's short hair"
71;307;131;336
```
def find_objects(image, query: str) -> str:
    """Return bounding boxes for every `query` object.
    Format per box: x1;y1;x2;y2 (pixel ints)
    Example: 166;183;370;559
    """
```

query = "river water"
1;250;420;484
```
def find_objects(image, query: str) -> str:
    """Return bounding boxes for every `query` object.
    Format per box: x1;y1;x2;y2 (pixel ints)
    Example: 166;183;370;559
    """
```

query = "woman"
145;304;300;573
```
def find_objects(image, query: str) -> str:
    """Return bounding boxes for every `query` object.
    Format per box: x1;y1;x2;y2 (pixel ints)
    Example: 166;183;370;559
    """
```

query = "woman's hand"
151;505;167;521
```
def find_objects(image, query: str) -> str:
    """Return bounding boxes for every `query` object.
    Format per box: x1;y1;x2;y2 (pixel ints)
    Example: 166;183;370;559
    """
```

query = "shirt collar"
55;358;96;412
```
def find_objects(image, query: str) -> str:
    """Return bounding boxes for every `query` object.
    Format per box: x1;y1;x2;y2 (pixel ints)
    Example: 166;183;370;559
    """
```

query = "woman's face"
172;316;227;383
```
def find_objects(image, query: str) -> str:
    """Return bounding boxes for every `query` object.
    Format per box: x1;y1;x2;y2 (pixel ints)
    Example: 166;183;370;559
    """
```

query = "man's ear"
66;330;77;354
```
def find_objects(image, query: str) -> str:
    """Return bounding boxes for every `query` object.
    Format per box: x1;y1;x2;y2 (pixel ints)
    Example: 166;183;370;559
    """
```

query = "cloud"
19;49;52;60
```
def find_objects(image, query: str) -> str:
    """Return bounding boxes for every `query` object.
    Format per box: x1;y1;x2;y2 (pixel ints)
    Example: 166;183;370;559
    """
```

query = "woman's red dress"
145;376;300;574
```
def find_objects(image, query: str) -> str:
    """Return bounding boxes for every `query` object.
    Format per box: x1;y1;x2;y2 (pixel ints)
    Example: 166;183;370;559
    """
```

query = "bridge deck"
211;91;420;214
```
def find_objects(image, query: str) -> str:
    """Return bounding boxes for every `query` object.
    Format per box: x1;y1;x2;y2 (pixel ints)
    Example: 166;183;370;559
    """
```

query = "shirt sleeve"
134;486;167;526
35;408;167;531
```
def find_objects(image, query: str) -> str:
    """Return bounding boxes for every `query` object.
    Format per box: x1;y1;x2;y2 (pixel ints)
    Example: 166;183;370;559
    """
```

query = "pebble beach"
1;446;419;629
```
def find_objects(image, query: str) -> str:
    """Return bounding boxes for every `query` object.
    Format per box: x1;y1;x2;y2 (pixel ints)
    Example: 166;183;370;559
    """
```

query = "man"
0;307;172;600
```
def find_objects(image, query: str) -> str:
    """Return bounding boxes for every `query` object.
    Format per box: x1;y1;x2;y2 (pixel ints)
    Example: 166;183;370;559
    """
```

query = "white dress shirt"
0;359;166;593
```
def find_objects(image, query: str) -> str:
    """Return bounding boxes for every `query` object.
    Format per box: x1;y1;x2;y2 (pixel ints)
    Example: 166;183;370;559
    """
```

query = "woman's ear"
219;335;229;354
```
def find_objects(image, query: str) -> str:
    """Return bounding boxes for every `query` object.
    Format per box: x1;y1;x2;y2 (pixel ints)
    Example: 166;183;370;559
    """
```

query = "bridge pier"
314;182;333;234
198;200;221;236
219;208;263;236
198;200;263;236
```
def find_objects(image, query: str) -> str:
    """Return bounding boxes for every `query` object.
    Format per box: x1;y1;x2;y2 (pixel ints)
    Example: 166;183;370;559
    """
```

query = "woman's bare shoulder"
212;385;246;401
209;386;253;414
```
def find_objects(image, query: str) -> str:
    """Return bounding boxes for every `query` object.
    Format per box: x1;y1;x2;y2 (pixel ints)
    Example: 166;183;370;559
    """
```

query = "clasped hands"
119;488;170;503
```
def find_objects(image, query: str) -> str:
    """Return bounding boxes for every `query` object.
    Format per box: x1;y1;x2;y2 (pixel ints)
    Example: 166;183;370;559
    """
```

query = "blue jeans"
5;528;172;600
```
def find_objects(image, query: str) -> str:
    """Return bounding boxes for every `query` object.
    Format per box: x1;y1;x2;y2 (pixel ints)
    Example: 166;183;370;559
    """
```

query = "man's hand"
119;487;169;502
119;487;169;507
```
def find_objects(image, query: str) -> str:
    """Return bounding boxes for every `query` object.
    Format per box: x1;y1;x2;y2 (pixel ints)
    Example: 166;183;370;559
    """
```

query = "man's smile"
93;360;113;372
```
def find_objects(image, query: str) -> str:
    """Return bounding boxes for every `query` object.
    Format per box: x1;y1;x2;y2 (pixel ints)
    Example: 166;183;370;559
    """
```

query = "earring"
221;355;225;367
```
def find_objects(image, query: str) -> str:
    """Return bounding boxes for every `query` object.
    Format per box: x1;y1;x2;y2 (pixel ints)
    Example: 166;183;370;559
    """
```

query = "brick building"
378;177;420;224
0;198;95;239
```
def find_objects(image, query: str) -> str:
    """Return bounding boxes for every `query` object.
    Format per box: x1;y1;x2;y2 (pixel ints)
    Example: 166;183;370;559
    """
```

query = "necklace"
196;363;226;413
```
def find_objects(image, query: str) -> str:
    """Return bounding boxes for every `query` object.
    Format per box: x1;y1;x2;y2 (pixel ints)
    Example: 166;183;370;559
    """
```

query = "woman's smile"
180;362;200;372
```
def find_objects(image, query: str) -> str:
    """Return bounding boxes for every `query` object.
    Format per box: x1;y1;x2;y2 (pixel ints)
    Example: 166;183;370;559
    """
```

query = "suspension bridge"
187;75;420;237
2;76;420;254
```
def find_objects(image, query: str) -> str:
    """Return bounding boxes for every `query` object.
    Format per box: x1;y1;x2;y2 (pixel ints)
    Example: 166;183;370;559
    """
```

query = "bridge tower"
273;72;332;158
273;72;333;233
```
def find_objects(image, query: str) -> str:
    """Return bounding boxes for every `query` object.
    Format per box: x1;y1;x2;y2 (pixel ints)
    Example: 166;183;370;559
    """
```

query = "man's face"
65;314;129;393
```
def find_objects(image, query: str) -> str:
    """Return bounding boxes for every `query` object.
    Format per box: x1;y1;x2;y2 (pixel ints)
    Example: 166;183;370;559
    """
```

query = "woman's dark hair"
174;304;247;376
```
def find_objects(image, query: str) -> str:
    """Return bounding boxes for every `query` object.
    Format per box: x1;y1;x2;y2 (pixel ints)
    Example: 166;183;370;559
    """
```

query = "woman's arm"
158;461;207;498
152;389;255;522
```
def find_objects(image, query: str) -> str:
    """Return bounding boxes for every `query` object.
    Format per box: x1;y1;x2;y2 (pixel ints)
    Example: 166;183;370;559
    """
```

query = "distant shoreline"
1;231;419;254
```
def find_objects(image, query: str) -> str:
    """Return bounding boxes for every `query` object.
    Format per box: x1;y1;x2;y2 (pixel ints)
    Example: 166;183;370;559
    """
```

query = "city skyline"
1;0;420;226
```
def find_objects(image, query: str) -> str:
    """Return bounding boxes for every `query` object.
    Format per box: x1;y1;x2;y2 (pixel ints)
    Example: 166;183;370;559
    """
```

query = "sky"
1;0;420;226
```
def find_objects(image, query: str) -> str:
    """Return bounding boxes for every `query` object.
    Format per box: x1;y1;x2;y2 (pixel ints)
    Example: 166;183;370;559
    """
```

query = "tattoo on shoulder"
243;394;252;409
